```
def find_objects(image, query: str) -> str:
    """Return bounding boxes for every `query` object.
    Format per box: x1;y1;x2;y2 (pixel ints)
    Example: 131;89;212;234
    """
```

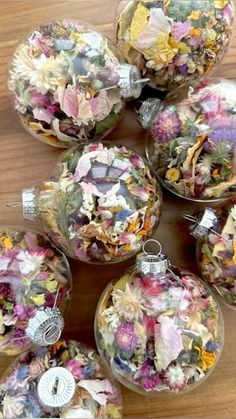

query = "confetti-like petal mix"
146;78;236;201
8;20;126;147
115;0;234;90
0;228;71;356
197;199;236;309
0;340;122;418
38;143;162;263
95;265;223;394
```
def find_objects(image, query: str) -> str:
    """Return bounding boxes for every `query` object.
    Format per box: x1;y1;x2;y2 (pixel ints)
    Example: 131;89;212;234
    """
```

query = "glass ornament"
115;0;235;91
8;19;144;148
0;339;122;418
95;239;224;395
185;198;236;310
142;78;236;201
16;142;162;263
0;227;71;356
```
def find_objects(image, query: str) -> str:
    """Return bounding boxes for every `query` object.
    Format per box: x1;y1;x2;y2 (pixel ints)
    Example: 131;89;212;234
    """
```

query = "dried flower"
165;365;186;390
152;109;181;143
115;321;137;352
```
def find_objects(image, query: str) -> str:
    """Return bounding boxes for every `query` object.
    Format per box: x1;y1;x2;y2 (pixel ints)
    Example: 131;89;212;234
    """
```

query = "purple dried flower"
143;374;160;390
209;127;236;143
152;109;181;143
115;321;137;352
9;329;29;348
178;64;188;75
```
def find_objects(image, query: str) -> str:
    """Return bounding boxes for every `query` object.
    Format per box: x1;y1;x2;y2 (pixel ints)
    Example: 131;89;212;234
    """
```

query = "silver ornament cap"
138;98;161;129
115;64;143;99
187;208;218;239
136;239;170;275
22;187;37;221
25;307;64;346
37;367;76;408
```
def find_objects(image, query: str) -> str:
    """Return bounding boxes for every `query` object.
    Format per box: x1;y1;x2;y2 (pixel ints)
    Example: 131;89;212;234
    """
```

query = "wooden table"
0;1;236;418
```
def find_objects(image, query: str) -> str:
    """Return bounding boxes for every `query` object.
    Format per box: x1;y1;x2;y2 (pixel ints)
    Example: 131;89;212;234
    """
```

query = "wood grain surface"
0;1;236;418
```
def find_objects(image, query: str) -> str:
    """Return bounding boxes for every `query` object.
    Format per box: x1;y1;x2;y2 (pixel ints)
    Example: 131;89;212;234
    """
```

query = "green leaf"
95;112;121;136
5;301;14;310
56;195;70;240
60;148;82;173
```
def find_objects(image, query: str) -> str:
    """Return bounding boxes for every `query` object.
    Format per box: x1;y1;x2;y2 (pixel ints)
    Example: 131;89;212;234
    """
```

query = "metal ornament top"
37;367;76;408
189;207;218;239
25;307;64;347
136;239;170;276
115;64;143;99
22;187;37;221
138;98;161;129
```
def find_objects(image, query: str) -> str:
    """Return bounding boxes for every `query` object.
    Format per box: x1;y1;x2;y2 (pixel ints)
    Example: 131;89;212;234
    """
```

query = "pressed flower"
146;78;236;200
165;365;186;390
38;143;161;263
95;260;222;395
64;358;83;380
152;108;181;142
110;283;146;322
115;0;234;90
0;340;122;418
165;168;181;182
2;394;26;419
115;321;137;352
8;20;130;147
0;228;71;356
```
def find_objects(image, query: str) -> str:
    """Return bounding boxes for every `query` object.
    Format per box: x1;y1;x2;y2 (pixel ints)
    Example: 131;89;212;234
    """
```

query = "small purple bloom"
139;359;152;377
178;64;188;75
209;127;236;144
10;328;29;347
143;374;160;390
13;304;35;321
205;340;221;352
44;292;55;307
115;321;137;352
152;109;181;143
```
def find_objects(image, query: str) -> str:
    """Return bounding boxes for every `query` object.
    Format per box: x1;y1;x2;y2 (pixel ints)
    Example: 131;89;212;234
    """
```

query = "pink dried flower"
142;315;156;336
140;276;163;297
13;304;35;321
152;109;181;143
143;374;160;390
64;358;83;380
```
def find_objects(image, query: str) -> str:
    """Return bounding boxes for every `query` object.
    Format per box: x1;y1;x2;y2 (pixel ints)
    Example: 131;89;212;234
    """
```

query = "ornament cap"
25;307;64;346
136;239;170;275
22;187;37;221
115;64;143;99
138;98;161;129
187;207;218;239
37;367;76;408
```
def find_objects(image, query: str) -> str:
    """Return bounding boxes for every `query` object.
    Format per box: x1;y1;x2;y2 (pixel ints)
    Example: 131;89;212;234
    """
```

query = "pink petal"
154;316;183;371
171;21;191;42
62;85;78;118
33;107;53;124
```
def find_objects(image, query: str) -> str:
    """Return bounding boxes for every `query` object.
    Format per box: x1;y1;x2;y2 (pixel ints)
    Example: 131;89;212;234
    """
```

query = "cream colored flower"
29;53;67;93
105;283;145;322
11;45;67;94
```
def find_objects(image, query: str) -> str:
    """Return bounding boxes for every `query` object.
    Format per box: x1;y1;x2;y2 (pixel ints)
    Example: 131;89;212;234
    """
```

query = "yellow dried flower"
165;167;181;182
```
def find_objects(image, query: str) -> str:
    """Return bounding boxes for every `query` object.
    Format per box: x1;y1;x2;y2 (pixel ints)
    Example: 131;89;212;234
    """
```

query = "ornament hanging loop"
143;239;162;256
